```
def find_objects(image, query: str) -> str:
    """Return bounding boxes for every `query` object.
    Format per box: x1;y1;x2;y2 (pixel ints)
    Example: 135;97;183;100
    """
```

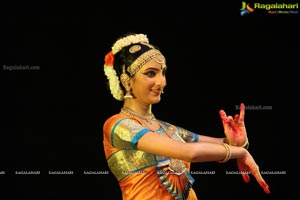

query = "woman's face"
130;58;167;105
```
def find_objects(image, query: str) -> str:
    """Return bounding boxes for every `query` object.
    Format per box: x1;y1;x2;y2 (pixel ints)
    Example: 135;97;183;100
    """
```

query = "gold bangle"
218;143;232;163
240;138;249;149
225;137;249;149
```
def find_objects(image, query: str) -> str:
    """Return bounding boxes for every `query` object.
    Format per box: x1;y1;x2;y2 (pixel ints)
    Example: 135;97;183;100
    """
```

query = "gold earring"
121;66;133;99
124;85;133;99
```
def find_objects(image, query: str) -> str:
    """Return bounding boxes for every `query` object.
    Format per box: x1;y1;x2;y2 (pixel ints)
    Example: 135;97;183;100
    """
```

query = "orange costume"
103;113;199;200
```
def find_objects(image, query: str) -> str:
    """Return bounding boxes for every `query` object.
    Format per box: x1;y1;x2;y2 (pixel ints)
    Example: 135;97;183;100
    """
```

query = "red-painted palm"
219;103;248;147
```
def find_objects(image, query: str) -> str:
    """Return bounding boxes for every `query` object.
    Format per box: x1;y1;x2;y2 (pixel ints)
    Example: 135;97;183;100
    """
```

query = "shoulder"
104;114;122;126
103;113;144;132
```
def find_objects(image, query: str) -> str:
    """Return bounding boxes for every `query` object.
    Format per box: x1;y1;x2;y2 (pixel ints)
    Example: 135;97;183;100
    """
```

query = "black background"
1;1;297;200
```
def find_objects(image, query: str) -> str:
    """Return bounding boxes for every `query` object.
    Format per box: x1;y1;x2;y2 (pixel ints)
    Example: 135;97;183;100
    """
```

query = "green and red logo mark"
240;1;298;15
240;2;254;16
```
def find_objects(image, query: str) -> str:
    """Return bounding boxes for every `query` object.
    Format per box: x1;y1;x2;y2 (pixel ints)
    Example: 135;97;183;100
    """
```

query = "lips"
151;89;162;95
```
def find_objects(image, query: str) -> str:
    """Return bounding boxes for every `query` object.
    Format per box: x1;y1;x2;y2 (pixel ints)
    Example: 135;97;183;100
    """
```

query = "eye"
143;70;156;78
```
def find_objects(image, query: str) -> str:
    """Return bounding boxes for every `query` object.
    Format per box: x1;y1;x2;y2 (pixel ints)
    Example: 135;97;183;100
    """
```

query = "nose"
156;72;167;88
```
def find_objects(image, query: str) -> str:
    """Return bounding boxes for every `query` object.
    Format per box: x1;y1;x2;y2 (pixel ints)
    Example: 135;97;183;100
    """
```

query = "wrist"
229;145;248;160
240;137;249;149
223;137;228;144
217;143;232;163
224;137;249;149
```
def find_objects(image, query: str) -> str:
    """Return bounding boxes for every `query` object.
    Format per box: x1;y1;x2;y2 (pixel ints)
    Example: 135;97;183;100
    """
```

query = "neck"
123;101;152;116
121;106;156;126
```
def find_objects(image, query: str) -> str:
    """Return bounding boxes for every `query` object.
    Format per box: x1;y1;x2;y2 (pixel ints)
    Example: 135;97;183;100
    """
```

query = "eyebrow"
143;67;160;71
144;65;167;71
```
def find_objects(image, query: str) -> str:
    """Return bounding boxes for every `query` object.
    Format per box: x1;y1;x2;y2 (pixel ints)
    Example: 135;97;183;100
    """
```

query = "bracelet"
240;138;249;149
224;137;249;149
218;143;232;163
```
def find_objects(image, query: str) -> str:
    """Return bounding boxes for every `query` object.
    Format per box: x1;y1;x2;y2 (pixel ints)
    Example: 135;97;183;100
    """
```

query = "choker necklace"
121;107;157;125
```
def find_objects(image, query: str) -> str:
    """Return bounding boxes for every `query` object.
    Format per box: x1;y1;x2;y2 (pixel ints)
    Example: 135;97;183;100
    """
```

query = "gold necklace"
121;107;157;125
121;107;186;174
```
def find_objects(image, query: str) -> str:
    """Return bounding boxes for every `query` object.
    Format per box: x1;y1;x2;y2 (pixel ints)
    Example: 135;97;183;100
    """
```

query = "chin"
151;97;161;104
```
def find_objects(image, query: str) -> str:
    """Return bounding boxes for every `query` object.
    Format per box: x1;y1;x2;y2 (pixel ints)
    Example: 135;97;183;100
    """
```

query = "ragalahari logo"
240;2;255;16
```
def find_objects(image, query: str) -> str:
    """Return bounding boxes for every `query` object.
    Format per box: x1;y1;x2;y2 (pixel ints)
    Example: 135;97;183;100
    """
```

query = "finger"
227;116;234;124
260;180;271;194
241;172;250;183
256;176;270;194
219;110;227;122
234;114;239;122
239;103;245;121
252;168;271;194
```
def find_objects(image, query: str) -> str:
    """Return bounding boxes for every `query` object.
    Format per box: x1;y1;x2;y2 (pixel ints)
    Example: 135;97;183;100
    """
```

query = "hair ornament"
104;51;124;101
112;34;149;54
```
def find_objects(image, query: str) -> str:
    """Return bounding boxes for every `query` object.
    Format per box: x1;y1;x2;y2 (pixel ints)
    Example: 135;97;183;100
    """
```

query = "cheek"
134;78;154;88
132;82;152;94
144;81;156;90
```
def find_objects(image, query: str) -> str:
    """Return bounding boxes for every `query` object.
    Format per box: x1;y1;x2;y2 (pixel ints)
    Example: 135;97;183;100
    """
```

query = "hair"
113;32;160;78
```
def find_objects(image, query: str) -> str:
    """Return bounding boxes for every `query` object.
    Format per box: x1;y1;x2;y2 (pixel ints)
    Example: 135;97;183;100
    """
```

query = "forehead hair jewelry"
127;49;166;76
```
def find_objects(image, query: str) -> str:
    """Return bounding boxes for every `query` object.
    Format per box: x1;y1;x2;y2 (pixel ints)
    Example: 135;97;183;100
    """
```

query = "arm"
196;135;248;148
195;135;225;144
138;132;226;162
137;132;270;194
138;132;241;163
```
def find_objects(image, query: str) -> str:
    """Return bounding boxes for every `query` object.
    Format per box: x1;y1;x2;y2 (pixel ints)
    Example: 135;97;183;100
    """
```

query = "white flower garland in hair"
104;64;124;101
112;34;149;54
104;51;124;101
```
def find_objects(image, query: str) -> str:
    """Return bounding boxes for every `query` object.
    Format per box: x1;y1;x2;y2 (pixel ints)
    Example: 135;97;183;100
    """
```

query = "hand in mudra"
219;103;248;147
237;152;270;194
